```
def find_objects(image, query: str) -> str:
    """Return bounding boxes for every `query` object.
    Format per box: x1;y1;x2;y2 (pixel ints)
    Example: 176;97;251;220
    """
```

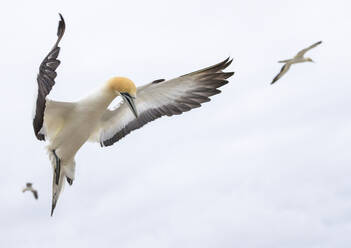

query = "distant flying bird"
33;14;234;216
271;41;322;84
22;183;38;200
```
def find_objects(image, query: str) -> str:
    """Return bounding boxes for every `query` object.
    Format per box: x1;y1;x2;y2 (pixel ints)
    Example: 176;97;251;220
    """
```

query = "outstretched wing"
271;63;291;85
295;41;322;58
32;190;39;200
92;58;234;147
33;14;65;141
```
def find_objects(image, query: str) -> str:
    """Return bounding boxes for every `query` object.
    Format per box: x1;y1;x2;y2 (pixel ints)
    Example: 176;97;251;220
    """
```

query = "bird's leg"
52;150;61;185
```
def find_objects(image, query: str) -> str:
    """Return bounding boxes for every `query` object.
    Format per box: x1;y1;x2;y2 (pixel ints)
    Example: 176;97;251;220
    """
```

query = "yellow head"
107;77;137;97
106;76;138;118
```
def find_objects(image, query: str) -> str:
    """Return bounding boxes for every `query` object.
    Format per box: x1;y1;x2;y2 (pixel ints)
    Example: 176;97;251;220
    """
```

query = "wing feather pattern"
94;58;234;147
32;190;39;200
33;14;65;140
295;41;322;58
271;63;291;85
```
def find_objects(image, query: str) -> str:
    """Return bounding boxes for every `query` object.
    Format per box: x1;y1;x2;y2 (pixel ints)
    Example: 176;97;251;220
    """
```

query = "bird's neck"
80;87;117;110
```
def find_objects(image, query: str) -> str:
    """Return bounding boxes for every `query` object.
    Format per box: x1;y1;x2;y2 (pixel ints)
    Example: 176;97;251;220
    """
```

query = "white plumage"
271;41;322;84
33;15;234;215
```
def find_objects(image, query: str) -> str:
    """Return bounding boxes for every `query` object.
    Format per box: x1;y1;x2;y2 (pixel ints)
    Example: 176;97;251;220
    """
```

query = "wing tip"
57;13;66;40
217;57;233;70
224;71;235;78
217;56;234;71
180;56;234;77
271;75;279;85
225;57;233;66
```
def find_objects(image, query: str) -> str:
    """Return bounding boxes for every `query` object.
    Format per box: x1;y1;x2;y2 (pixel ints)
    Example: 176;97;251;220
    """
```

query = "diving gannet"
33;14;234;215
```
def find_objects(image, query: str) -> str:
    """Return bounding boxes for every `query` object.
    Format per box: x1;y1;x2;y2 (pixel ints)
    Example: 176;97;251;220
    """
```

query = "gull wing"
271;63;291;84
295;41;322;58
92;58;234;147
33;14;65;141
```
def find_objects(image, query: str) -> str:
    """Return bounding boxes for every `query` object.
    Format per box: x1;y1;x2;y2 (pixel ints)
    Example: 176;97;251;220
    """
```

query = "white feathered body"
33;14;235;215
43;87;116;179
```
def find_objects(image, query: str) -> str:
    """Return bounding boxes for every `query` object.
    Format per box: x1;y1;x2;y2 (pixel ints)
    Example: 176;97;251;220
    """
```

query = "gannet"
22;183;39;200
33;14;234;215
271;41;322;84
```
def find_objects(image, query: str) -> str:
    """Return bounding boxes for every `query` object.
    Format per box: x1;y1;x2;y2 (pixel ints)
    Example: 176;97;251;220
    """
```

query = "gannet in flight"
22;183;39;200
33;14;234;215
271;41;322;84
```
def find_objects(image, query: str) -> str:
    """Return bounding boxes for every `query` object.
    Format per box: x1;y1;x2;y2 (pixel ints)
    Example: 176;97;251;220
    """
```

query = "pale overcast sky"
0;0;350;247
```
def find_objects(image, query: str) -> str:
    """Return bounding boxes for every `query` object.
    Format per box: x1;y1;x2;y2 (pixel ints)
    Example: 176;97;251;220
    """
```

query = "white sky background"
0;0;350;247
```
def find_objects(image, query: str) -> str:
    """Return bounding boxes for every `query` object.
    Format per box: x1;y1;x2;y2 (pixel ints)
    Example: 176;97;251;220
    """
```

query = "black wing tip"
57;13;66;39
36;132;45;141
271;76;279;84
209;58;234;79
217;57;233;70
180;56;234;77
225;56;233;64
201;56;234;74
224;71;235;78
217;57;233;71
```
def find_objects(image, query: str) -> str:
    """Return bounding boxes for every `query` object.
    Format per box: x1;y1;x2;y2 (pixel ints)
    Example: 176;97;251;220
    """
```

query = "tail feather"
51;168;65;216
48;148;76;216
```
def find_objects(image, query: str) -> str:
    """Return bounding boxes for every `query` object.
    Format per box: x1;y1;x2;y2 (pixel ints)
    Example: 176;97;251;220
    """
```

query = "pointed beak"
121;93;138;118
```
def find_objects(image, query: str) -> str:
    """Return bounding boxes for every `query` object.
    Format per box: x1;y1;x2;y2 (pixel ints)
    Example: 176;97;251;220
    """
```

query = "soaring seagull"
271;41;322;84
33;14;234;215
22;183;39;200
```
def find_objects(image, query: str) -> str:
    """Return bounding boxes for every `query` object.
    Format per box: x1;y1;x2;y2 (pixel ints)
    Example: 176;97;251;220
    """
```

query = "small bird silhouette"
271;41;322;84
22;183;38;200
